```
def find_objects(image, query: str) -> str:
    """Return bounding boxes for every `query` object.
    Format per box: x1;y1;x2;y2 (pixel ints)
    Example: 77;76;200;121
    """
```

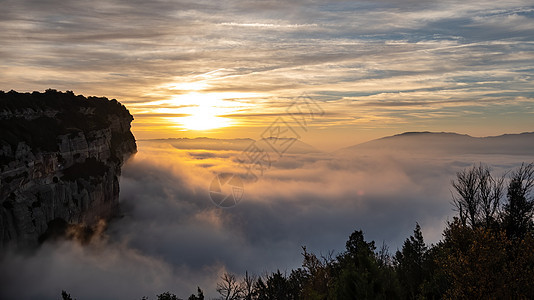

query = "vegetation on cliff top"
0;89;133;153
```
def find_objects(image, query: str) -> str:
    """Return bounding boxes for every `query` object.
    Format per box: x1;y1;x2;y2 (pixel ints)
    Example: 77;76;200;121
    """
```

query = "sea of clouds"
1;137;531;299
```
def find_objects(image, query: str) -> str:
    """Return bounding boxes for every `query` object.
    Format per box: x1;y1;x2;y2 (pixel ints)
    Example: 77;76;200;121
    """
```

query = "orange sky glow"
1;1;533;151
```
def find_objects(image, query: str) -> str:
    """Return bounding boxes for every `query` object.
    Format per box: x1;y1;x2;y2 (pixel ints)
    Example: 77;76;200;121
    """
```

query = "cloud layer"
1;137;531;299
1;0;533;139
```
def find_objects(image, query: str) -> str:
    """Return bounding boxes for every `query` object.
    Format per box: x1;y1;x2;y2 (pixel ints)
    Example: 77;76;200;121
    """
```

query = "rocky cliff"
0;90;137;249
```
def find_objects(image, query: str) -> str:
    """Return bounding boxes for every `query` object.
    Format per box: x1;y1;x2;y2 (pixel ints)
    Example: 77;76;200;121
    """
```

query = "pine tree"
395;223;427;299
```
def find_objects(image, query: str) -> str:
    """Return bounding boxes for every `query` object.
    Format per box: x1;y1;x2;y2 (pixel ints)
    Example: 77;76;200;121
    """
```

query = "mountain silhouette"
339;131;534;156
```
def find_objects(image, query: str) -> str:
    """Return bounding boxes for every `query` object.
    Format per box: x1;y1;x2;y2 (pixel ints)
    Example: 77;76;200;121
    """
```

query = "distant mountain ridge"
341;131;534;156
384;131;533;140
143;137;322;154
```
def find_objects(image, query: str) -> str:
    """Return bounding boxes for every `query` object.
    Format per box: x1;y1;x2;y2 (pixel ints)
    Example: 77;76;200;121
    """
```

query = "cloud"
0;236;223;300
2;138;531;299
218;22;318;29
1;0;533;138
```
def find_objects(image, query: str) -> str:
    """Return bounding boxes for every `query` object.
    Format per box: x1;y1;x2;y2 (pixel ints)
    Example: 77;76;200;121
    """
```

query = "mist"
1;137;531;299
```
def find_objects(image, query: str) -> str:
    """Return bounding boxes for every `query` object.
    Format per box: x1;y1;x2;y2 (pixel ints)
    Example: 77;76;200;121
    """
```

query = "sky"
1;0;534;299
1;0;534;150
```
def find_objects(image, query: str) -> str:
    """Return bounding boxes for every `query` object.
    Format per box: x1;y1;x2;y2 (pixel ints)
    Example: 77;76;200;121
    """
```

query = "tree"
451;163;504;228
299;246;332;299
331;230;398;299
188;287;204;300
61;290;76;300
157;292;179;300
395;223;427;299
265;270;292;299
287;268;308;299
477;165;505;227
418;243;449;299
441;163;534;298
253;270;302;300
502;163;534;239
505;233;534;297
376;242;392;268
452;165;479;226
440;220;510;298
241;271;256;300
217;273;243;300
376;242;401;299
253;277;268;300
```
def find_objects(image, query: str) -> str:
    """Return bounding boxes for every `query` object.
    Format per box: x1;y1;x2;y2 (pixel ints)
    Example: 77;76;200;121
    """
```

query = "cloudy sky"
1;0;534;299
1;0;534;149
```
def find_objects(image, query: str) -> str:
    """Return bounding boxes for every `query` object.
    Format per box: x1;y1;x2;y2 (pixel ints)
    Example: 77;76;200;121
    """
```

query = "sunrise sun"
180;113;231;131
172;92;233;131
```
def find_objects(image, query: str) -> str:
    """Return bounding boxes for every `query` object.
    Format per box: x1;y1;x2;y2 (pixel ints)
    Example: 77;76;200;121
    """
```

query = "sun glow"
171;92;235;131
179;114;232;131
132;85;263;134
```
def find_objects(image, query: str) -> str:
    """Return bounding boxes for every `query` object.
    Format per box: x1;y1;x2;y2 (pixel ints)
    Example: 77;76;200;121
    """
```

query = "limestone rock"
0;89;137;249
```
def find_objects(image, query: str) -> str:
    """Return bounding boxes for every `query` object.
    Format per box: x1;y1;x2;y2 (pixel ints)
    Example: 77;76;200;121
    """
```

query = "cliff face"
0;90;137;249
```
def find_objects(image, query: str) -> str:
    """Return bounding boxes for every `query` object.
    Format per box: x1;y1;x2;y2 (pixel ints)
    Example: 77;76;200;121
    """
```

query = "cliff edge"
0;90;137;249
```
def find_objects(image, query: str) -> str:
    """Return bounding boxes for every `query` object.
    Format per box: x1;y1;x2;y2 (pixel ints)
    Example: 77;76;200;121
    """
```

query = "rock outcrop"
0;90;136;249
